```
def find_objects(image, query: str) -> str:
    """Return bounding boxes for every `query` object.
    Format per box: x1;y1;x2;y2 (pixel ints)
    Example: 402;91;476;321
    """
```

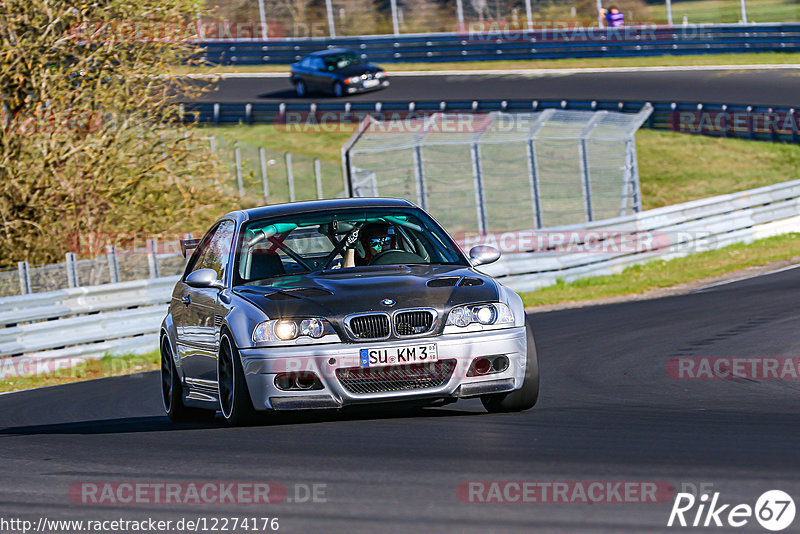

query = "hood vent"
427;276;483;288
266;291;301;301
427;277;459;288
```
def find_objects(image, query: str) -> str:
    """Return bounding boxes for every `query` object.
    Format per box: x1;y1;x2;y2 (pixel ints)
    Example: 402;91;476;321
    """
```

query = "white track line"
187;63;800;79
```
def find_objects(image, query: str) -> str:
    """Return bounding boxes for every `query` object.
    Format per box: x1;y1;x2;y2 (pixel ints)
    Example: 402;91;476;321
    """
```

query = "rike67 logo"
668;490;795;531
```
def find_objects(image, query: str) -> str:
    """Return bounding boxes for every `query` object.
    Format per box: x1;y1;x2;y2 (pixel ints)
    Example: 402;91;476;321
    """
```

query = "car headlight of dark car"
445;303;515;329
345;75;363;85
253;318;337;343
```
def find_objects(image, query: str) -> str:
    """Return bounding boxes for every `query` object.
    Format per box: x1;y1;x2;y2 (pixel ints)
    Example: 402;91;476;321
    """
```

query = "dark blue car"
290;48;389;97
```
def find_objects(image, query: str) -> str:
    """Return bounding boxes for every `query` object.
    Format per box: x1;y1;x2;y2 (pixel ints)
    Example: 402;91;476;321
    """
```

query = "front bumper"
346;79;390;94
239;326;526;411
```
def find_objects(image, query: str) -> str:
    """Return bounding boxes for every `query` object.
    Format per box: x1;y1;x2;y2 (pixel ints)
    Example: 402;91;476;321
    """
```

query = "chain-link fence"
202;0;800;40
208;136;343;206
345;107;652;235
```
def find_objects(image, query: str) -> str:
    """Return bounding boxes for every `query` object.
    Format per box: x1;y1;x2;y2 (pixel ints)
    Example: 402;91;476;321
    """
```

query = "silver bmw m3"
160;198;539;425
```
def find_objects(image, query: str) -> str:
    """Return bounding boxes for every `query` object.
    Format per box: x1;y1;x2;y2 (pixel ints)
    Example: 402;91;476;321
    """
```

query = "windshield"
234;207;468;285
323;52;361;70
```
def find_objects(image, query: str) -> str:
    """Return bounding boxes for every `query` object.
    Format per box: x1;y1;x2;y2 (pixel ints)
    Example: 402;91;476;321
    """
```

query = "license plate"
359;344;437;368
363;79;379;88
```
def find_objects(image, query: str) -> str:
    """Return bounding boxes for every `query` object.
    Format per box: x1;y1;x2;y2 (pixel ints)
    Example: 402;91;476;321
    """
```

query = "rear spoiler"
180;238;201;258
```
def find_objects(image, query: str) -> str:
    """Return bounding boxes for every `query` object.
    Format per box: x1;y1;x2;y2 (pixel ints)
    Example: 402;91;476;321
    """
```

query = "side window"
299;57;311;68
188;220;235;280
311;57;325;71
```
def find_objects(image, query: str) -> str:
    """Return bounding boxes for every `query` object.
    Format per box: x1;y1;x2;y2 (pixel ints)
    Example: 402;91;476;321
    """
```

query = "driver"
358;223;396;265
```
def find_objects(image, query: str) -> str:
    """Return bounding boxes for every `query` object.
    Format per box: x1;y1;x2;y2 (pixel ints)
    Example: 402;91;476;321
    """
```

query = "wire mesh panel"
28;263;69;294
346;107;651;234
76;257;110;287
0;268;21;297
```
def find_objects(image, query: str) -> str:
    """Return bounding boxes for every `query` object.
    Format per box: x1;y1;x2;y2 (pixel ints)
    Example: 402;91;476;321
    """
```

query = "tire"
295;79;307;97
218;333;260;426
481;325;540;413
332;82;344;97
161;336;216;423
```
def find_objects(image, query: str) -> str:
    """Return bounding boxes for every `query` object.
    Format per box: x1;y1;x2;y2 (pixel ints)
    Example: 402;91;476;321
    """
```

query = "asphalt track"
2;266;800;533
198;67;800;107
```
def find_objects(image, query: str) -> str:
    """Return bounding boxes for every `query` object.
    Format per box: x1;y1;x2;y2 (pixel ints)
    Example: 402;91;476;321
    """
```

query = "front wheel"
481;325;539;413
218;333;260;425
295;79;307;97
161;336;215;423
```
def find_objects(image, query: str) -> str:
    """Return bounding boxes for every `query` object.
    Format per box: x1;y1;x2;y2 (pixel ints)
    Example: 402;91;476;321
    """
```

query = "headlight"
345;75;362;85
253;318;334;342
446;303;514;328
375;71;385;78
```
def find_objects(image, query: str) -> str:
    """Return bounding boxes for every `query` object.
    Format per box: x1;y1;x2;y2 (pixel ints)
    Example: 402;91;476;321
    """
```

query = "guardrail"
0;277;177;366
185;99;800;144
479;179;800;291
198;23;800;64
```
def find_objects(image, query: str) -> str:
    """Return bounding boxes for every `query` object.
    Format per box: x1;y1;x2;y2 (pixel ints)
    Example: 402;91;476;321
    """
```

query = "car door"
176;220;235;383
308;57;330;91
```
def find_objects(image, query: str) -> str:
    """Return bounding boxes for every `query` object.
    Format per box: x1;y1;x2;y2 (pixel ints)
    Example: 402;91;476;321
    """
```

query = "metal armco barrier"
0;277;178;366
197;23;800;65
2;178;800;372
183;99;800;144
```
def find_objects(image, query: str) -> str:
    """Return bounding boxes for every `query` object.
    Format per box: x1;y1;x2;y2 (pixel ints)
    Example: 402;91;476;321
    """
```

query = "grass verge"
0;350;160;394
176;52;800;75
520;233;800;308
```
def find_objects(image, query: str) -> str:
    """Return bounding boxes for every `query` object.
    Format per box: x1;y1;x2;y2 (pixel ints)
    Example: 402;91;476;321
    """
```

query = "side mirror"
469;245;501;267
185;268;224;290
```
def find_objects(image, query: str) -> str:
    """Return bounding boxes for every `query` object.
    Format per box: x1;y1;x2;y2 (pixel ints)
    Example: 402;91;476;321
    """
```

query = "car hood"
232;264;499;325
335;63;382;77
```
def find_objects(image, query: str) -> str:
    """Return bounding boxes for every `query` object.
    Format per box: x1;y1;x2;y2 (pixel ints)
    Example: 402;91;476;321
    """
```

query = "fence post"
147;239;160;279
106;245;120;284
213;103;220;125
470;142;488;234
525;109;552;230
325;0;336;37
740;0;748;23
412;145;428;211
65;252;79;288
577;112;605;223
257;0;269;39
666;0;674;25
390;0;400;35
455;0;465;32
17;261;31;295
578;137;593;223
314;158;324;199
525;139;543;229
629;138;642;213
259;147;270;204
234;144;245;199
285;152;296;202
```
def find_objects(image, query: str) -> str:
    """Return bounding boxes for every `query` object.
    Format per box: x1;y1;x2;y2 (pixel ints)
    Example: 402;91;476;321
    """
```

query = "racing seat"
248;251;285;280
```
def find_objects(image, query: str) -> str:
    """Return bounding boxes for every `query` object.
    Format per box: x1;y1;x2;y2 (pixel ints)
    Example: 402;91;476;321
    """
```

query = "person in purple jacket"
600;6;625;28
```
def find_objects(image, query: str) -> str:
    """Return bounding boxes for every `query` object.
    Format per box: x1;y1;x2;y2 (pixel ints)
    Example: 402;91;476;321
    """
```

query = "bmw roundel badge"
381;298;395;307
